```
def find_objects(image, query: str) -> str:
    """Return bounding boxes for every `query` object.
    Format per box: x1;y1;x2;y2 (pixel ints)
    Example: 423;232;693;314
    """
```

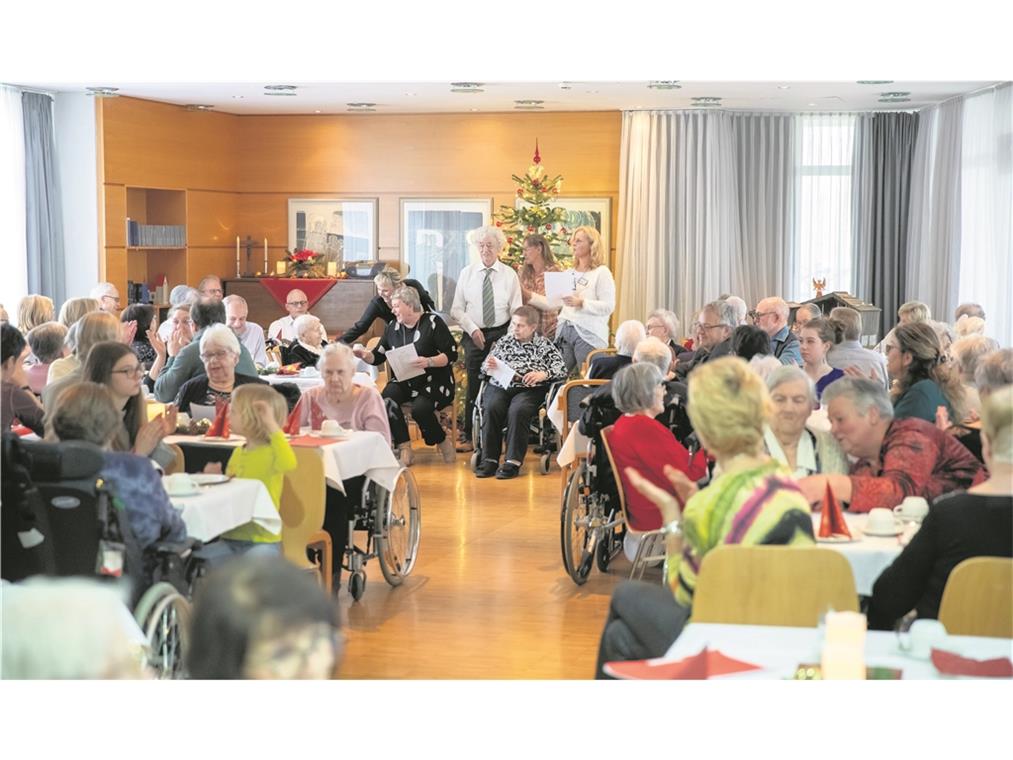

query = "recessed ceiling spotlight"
231;95;245;100
878;97;911;103
85;86;119;97
857;80;893;85
514;99;544;105
264;92;297;97
404;92;417;97
470;108;480;112
314;110;322;114
184;104;214;111
347;107;376;112
691;97;721;104
264;84;298;91
558;82;572;90
648;81;681;90
808;102;817;106
777;84;791;90
347;102;376;107
691;103;720;108
880;91;911;97
450;82;484;93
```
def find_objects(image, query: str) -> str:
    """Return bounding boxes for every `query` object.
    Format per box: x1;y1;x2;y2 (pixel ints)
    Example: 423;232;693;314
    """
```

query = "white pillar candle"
276;261;286;275
825;610;866;647
236;236;241;277
821;642;866;680
326;261;337;277
264;238;269;273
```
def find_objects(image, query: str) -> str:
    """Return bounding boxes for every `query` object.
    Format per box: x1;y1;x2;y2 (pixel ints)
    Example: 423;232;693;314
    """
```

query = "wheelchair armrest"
149;537;202;558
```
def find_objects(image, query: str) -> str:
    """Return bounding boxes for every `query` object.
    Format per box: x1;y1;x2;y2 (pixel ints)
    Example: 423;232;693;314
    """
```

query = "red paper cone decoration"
533;139;541;164
309;396;326;431
283;399;303;435
818;482;851;539
206;398;230;438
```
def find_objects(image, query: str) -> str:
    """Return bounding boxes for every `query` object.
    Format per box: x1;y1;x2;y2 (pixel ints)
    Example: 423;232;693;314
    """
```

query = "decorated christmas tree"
494;141;572;269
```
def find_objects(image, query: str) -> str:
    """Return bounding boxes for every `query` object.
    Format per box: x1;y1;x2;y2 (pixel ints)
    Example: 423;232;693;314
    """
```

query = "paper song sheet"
384;343;426;381
543;270;577;305
488;359;517;388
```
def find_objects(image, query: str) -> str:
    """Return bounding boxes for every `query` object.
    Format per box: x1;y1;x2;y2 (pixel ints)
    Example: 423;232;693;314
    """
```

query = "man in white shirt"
223;294;268;366
450;226;522;450
268;289;311;344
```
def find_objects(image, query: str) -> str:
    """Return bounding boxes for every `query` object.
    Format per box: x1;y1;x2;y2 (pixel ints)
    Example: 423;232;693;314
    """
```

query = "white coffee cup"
320;419;344;437
898;619;948;659
165;472;196;495
866;508;898;534
894;496;929;523
176;412;191;428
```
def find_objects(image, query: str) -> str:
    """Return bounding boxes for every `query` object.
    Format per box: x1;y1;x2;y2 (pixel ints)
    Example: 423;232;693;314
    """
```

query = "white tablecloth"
814;512;912;596
165;476;281;542
662;622;1013;680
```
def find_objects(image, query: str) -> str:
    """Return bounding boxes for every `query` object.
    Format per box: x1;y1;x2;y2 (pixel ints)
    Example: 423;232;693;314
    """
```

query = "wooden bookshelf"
122;187;188;301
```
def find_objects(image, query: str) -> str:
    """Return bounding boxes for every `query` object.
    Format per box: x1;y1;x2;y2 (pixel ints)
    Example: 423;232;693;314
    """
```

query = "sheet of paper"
190;403;217;422
543;270;577;304
384;343;425;381
489;359;517;388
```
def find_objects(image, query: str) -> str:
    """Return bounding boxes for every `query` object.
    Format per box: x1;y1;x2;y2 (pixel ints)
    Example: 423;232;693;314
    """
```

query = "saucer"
816;535;857;543
862;525;903;537
190;473;230;486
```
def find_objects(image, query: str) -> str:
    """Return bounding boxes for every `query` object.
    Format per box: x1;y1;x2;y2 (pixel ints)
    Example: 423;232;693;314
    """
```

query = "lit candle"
235;236;241;277
276;261;286;276
326;261;337;277
264;238;269;273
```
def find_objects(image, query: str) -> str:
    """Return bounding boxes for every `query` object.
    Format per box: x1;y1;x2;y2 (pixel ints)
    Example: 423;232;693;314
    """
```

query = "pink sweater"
294;385;392;446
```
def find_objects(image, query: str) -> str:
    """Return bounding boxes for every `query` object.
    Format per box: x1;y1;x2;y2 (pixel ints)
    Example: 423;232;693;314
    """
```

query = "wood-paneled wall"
99;98;621;292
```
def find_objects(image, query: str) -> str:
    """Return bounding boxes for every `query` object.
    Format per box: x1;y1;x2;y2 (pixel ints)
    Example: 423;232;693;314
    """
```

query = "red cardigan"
608;414;709;531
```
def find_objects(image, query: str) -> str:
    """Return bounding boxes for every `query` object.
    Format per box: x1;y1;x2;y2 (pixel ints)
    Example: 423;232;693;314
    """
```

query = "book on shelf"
126;218;185;247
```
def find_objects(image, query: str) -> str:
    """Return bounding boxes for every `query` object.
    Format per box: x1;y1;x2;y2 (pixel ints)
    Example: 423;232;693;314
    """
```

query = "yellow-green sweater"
222;430;297;543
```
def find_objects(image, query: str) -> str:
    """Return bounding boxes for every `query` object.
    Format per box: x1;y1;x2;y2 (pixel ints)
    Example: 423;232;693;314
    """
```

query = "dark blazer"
867;491;1013;629
675;337;732;379
281;341;327;369
340;278;436;344
588;353;632;381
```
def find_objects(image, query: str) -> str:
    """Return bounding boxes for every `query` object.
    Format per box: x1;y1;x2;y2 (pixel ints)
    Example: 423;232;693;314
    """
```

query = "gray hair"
954;302;985;321
821;377;894;420
796;303;822;323
765;364;817;406
648;309;681;340
169;285;199;308
898;300;931;323
294;313;323;340
705;299;738;329
633;336;672;375
828;307;862;341
974;349;1013;395
758;296;790;321
723;296;749;326
951;335;1000;383
1;576;143;679
199;323;240;356
222;294;248;310
89;282;118;300
615;320;647;355
466;225;507;252
373;267;403;290
392;285;423;313
26;321;68;364
612;362;663;414
317;341;356;371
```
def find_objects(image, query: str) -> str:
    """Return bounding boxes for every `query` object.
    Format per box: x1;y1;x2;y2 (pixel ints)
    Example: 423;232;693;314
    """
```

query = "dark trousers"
594;580;691;679
460;323;509;440
382;382;446;446
480;384;544;465
323;476;366;590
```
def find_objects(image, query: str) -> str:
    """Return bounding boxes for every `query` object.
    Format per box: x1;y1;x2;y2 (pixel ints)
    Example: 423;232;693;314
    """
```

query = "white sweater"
555;265;616;348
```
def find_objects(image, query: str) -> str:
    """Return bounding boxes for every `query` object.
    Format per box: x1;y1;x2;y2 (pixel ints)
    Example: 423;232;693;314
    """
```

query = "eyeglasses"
203;288;224;296
754;311;776;319
111;365;144;377
200;350;234;362
699;323;727;331
103;295;121;304
287;300;308;308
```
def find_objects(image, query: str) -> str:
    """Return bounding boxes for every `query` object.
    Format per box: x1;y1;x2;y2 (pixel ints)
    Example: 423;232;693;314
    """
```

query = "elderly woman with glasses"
175;324;269;416
340;267;435;345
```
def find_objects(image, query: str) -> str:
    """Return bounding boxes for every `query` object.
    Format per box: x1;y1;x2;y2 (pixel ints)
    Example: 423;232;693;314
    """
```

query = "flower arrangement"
283;248;326;278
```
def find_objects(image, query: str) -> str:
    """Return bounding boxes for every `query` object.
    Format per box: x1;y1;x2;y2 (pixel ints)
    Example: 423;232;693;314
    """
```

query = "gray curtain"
22;92;66;305
853;112;919;334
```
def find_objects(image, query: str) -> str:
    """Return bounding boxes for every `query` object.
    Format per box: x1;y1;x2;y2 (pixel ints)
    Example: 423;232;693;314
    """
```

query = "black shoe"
475;460;498;478
496;462;521;479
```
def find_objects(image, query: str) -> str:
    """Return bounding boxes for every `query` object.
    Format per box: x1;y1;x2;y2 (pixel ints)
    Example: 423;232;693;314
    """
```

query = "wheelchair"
342;467;422;601
468;376;562;476
1;433;205;679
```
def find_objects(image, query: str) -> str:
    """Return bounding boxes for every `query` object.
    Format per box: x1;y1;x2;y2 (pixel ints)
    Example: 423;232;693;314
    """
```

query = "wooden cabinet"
121;187;188;303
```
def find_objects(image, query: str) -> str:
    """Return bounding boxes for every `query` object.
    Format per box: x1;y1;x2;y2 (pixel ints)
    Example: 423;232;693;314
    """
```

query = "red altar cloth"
258;278;338;309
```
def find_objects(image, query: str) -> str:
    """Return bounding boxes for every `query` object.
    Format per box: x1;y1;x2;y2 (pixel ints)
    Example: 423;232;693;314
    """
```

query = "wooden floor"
336;446;639;679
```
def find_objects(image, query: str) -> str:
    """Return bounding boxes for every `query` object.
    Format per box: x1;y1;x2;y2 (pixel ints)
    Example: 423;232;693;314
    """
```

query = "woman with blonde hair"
57;297;100;328
595;357;815;676
555;225;615;374
17;294;55;334
518;234;563;339
339;266;434;344
42;310;123;407
886;322;966;423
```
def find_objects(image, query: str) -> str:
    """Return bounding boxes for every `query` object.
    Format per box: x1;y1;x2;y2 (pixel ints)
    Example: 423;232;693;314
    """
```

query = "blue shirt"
770;325;802;366
101;451;187;550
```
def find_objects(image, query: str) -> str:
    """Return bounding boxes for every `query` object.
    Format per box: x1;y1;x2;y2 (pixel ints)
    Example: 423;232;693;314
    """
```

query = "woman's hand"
134;417;166;457
161;404;179;435
843;365;877;381
148;322;167;357
522;370;547;386
167;326;190;357
624;464;696;524
935;405;952;431
252;399;281;433
202;462;223;475
485;356;499;370
796;474;829;506
409;356;429;369
121;320;138;346
562;294;584;309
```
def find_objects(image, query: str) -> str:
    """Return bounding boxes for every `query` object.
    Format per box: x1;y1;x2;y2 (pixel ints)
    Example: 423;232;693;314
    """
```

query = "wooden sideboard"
223;278;384;341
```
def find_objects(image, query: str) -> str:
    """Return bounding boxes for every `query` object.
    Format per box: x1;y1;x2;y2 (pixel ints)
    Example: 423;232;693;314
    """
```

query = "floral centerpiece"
283;248;326;278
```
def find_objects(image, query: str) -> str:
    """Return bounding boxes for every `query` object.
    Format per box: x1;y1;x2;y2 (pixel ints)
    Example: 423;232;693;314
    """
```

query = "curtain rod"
1;84;55;98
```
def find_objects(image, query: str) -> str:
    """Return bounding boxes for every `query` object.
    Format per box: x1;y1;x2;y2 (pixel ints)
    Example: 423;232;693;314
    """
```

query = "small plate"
816;535;857;543
190;473;231;486
166;487;201;498
862;525;903;537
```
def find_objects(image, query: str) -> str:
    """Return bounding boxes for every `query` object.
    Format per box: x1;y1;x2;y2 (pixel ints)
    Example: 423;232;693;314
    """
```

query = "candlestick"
235;236;241;277
264;238;269;274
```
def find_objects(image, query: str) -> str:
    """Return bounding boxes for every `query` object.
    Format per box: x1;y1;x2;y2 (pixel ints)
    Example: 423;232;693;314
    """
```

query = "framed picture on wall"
287;198;378;265
516;196;611;263
400;198;492;315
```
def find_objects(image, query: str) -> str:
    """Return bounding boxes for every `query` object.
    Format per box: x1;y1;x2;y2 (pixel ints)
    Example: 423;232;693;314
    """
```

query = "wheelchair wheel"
470;450;481;472
560;467;593;585
349;570;366;601
134;581;191;680
595;521;623;573
376;468;421;587
539;452;552;475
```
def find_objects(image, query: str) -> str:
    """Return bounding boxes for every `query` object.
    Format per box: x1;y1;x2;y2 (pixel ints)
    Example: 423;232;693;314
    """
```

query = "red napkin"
309;396;326;431
931;649;1013;678
283;399;304;435
205;398;230;438
604;648;762;680
818;482;851;539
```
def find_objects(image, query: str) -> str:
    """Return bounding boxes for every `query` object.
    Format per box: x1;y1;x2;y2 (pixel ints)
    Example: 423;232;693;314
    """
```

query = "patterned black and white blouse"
368;312;458;409
485;334;567;390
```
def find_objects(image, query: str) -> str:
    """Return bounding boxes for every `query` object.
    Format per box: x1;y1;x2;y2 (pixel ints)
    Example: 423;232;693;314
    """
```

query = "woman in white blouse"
556;225;615;375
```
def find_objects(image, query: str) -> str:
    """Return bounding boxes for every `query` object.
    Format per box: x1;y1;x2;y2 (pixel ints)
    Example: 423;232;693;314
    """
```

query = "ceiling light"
878;97;911;103
857;80;893;85
648;81;681;90
692;97;721;104
691;103;720;108
347;107;376;112
264;92;297;97
231;95;244;100
880;91;911;97
264;84;298;91
777;84;791;90
85;86;119;97
450;82;484;93
404;92;417;97
450;88;484;94
558;82;572;90
347;102;376;107
514;105;544;110
470;108;480;112
585;90;599;94
314;110;321;114
514;99;544;105
184;104;214;111
808;102;817;107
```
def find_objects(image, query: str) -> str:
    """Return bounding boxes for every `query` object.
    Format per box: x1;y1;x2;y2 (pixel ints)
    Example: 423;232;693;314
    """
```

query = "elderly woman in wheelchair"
474;305;567;479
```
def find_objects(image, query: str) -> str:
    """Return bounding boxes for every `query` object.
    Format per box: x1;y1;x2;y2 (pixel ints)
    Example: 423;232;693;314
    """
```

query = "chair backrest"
557;379;609;457
279;447;327;570
691;545;859;626
938;557;1013;638
164;443;186;475
582;347;617;376
599;424;634;529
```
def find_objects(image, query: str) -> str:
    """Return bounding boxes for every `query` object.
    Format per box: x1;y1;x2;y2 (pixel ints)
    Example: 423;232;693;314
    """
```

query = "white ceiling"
24;80;1002;115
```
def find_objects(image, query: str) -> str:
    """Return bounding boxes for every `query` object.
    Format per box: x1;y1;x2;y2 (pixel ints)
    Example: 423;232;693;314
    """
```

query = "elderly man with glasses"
268;289;312;344
90;282;122;315
198;275;225;302
675;300;736;379
754;296;802;366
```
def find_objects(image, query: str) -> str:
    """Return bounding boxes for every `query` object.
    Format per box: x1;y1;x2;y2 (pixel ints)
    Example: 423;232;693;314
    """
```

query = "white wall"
53;92;99;298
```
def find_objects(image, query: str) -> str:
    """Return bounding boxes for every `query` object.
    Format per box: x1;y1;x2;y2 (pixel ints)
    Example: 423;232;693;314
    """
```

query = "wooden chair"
279;447;332;592
691;545;859;627
163;443;186;476
556;379;609;497
581;347;617;377
365;335;385;390
599;424;667;583
938;557;1013;638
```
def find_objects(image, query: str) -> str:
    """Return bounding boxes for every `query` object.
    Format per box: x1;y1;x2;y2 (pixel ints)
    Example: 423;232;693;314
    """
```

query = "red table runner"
259;278;339;309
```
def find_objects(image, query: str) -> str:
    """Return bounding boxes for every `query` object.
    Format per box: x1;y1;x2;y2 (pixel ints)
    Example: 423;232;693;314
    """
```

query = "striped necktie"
482;267;495;327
